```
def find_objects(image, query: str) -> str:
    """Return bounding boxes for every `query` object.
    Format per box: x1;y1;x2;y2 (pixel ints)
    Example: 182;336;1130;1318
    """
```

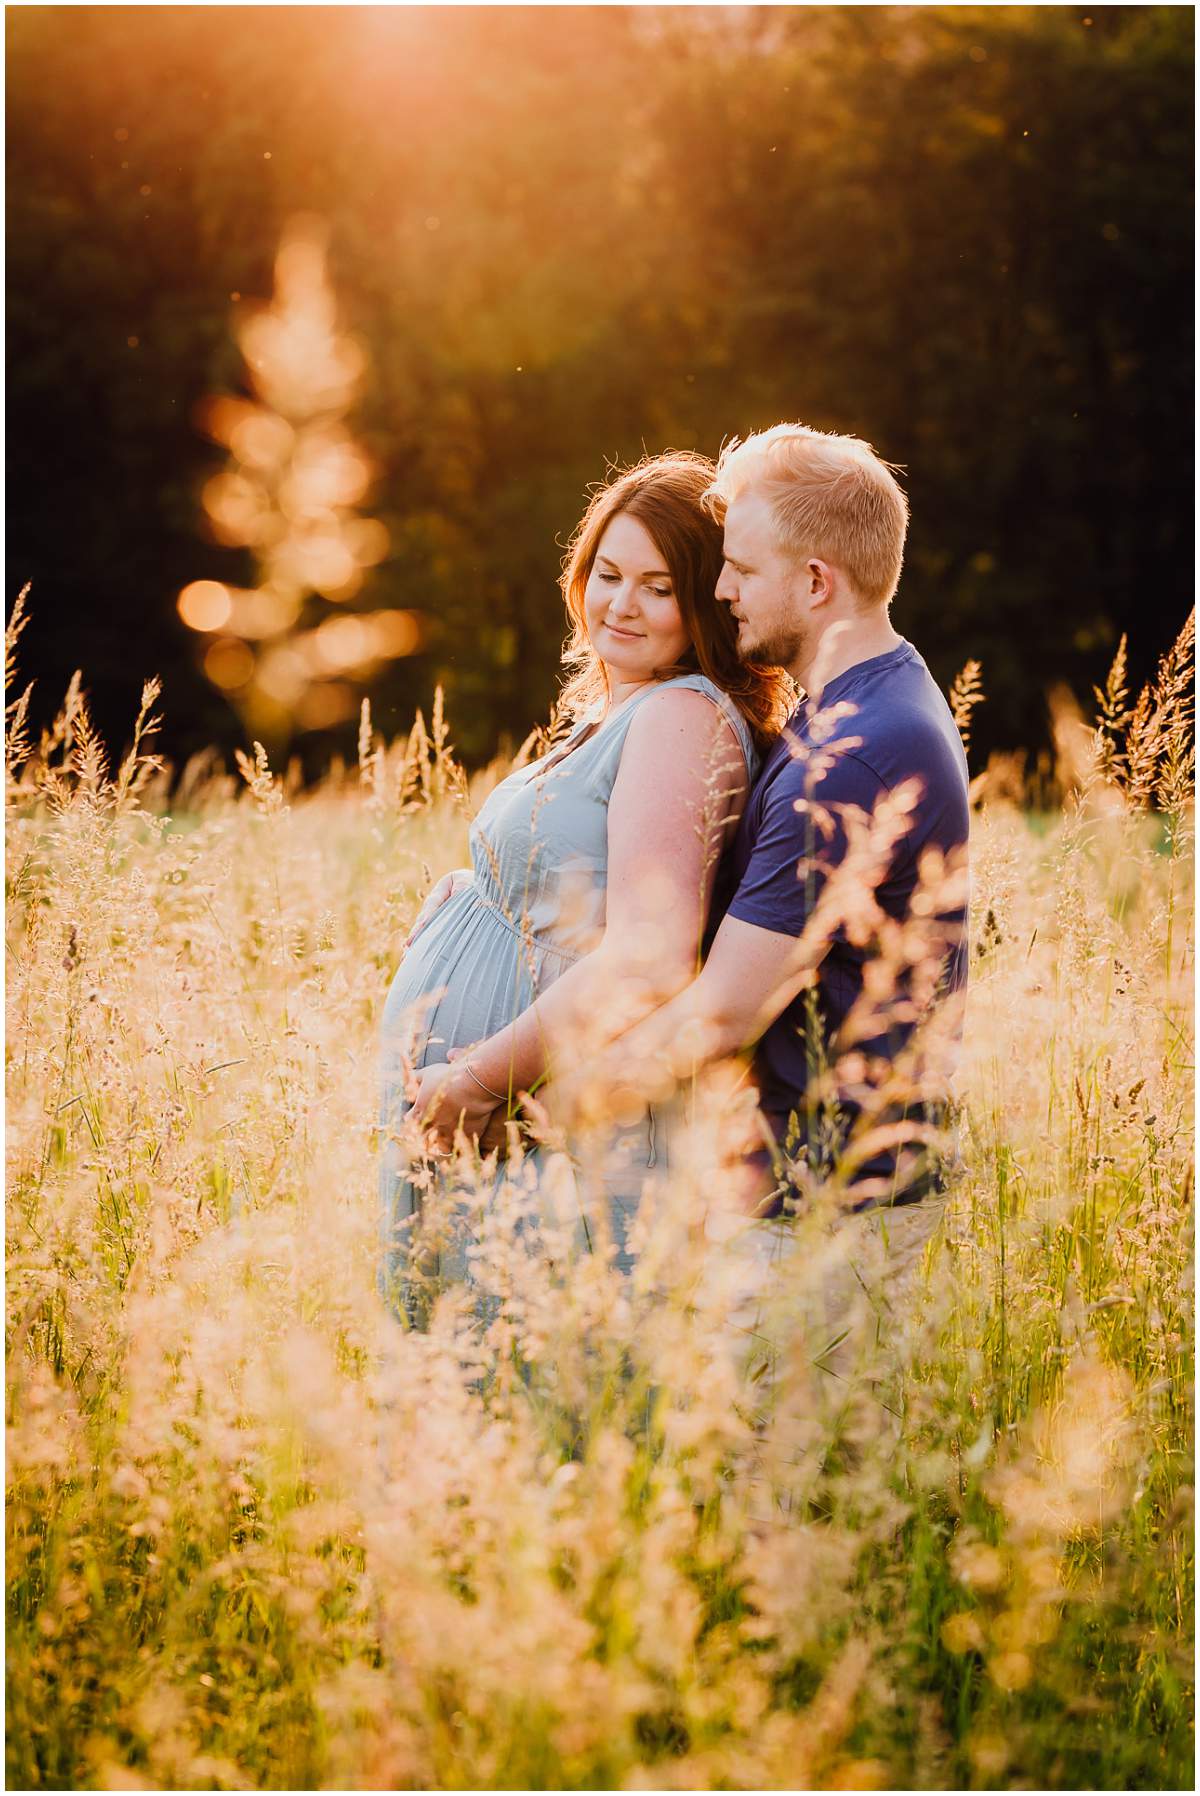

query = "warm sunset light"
177;579;233;632
6;7;1192;1788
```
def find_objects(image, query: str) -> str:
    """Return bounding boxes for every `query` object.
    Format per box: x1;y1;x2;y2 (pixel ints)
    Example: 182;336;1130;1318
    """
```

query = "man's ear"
807;558;835;607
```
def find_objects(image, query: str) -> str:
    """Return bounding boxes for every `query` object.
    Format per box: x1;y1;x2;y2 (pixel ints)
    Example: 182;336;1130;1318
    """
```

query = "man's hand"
477;1108;513;1159
409;1060;497;1151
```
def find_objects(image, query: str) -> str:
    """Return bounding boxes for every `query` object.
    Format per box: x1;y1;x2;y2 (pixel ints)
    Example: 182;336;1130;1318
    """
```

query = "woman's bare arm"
413;689;747;1133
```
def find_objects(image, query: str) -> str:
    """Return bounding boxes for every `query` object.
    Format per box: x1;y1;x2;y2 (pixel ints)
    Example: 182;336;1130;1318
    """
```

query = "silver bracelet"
464;1060;508;1102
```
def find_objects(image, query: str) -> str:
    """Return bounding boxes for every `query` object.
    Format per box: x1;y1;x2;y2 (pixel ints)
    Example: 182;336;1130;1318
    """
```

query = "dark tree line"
7;5;1193;768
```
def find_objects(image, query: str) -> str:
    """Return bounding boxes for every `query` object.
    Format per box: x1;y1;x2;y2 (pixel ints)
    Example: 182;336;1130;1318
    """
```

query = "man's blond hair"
705;423;909;607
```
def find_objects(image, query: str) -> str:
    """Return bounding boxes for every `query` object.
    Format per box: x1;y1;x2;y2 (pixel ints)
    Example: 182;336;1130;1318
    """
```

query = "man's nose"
715;563;736;602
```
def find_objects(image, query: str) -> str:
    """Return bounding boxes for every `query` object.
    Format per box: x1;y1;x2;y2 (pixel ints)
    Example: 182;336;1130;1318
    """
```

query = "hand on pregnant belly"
403;869;468;950
411;1059;497;1150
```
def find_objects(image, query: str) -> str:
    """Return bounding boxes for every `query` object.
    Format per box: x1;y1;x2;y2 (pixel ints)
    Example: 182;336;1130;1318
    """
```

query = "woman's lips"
603;622;643;640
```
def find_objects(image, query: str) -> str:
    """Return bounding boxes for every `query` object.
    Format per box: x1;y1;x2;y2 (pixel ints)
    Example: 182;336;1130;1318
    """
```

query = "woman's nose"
609;580;639;616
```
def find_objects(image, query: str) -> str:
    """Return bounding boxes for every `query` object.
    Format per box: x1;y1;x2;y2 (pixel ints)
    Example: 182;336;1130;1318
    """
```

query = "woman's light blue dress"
378;672;758;1311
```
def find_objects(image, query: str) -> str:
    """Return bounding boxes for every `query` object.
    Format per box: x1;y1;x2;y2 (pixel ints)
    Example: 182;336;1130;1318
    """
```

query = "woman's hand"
410;1059;497;1151
404;869;470;952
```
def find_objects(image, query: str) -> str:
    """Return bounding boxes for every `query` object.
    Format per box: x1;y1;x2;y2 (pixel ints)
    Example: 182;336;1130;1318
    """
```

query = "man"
594;421;971;1220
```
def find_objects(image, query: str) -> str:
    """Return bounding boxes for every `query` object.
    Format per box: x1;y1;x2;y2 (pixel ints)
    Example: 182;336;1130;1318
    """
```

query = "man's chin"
738;627;798;669
737;630;773;664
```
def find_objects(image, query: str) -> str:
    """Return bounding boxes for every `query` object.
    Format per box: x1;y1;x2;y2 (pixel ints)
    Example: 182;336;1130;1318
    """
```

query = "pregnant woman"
379;452;791;1315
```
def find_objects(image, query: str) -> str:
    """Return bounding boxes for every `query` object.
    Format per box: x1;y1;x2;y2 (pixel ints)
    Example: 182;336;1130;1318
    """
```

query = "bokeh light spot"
256;642;308;703
373;609;424;657
203;470;272;545
178;580;233;632
230;586;300;639
313;613;374;671
344;518;390;566
204;637;255;689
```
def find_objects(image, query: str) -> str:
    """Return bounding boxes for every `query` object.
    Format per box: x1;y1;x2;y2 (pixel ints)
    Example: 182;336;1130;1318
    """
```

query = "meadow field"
6;606;1194;1791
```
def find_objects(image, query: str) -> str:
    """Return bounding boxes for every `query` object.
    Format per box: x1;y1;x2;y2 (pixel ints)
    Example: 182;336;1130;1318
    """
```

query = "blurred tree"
6;5;1193;769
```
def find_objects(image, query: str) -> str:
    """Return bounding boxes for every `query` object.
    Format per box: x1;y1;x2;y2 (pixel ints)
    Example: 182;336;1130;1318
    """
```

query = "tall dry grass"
6;600;1193;1790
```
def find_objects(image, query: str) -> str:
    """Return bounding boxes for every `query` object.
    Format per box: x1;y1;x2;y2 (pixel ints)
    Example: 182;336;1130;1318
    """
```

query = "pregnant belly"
380;887;543;1071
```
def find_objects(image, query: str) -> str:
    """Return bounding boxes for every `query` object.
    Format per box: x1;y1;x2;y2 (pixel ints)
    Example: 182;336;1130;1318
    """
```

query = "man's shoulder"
750;697;966;833
847;661;967;782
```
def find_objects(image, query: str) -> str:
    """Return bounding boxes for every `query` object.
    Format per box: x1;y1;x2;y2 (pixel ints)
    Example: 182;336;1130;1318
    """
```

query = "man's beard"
736;616;808;670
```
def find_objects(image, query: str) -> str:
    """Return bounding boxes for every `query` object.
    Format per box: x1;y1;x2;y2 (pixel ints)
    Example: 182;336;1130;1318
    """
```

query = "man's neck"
791;612;904;703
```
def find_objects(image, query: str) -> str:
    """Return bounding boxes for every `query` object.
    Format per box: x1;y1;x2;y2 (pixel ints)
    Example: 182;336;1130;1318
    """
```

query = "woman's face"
583;511;690;685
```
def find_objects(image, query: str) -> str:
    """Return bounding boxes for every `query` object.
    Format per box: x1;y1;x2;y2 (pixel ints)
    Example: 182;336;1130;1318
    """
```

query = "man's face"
715;491;809;667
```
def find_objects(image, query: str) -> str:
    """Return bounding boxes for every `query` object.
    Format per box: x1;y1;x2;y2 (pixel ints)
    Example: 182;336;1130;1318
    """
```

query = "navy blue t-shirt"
717;640;970;1180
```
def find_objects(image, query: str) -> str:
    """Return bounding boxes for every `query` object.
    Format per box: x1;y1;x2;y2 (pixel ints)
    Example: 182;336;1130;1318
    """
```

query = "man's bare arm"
573;913;816;1105
594;772;930;1104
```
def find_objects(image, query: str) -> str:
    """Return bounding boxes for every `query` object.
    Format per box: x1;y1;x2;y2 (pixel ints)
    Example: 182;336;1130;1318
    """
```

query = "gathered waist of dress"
463;874;584;968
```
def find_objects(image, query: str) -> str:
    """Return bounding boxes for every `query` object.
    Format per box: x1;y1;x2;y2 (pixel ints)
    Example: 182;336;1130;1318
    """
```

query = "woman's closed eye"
598;570;673;598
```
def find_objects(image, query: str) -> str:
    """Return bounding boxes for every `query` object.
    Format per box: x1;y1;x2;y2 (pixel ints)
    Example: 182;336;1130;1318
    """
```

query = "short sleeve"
726;751;887;937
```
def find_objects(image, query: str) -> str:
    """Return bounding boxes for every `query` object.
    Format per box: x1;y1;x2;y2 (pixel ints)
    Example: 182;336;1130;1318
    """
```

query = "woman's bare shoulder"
625;681;749;770
618;685;750;806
